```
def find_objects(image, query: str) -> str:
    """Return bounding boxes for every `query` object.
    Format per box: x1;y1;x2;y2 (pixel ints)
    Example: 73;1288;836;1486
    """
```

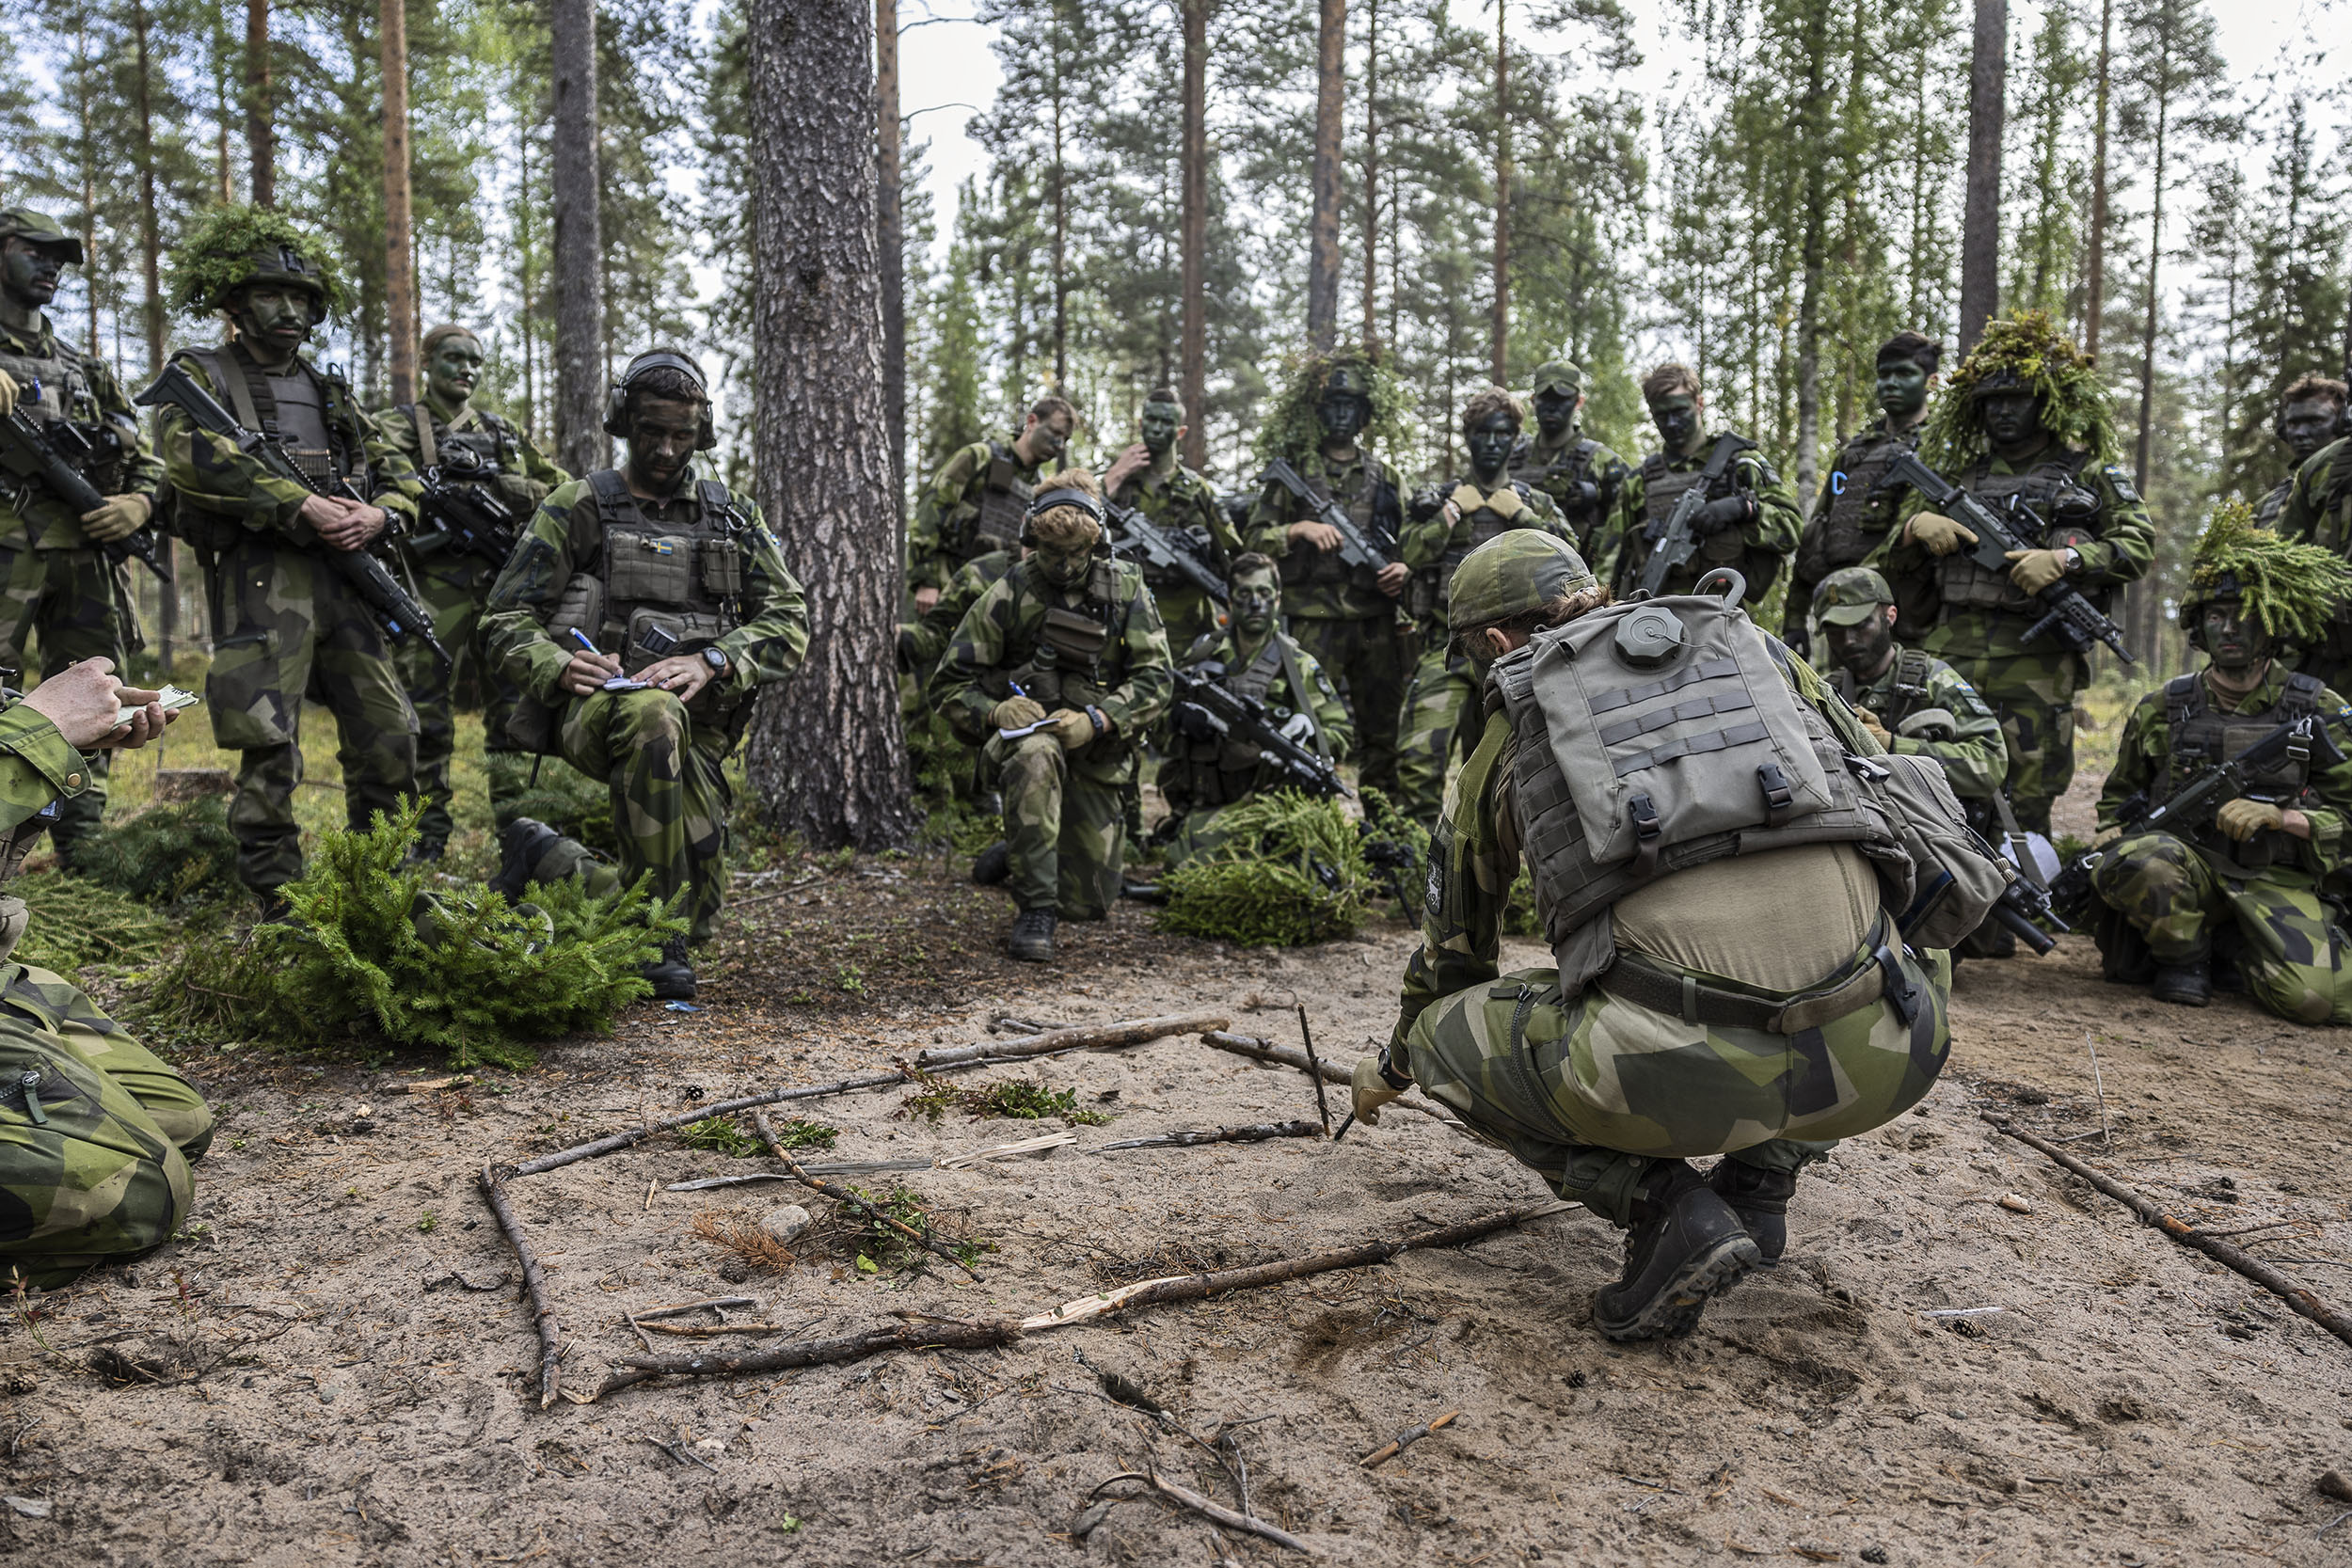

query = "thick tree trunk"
1958;0;2005;354
1489;0;1508;384
1791;9;1830;510
2085;0;2111;360
876;0;905;523
2133;11;2172;497
1361;0;1378;350
246;0;274;207
129;0;164;375
1179;0;1209;468
1051;56;1068;391
382;0;417;404
742;0;917;850
549;0;608;476
1306;0;1344;349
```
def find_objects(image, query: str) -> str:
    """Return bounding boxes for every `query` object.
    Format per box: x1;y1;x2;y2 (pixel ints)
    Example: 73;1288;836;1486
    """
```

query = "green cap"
1447;530;1597;638
0;209;83;266
1813;565;1896;626
1323;362;1373;398
1530;359;1584;398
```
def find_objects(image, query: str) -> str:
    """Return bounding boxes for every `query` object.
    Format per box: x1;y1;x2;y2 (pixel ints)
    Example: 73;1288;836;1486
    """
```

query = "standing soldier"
2254;374;2344;528
0;209;167;866
931;471;1171;961
374;323;569;860
906;395;1075;611
1786;332;1941;652
1244;351;1411;796
1101;387;1237;656
1394;388;1572;828
1509;358;1628;559
482;350;809;1002
1875;311;2153;837
2276;382;2352;691
1595;363;1800;613
152;206;421;911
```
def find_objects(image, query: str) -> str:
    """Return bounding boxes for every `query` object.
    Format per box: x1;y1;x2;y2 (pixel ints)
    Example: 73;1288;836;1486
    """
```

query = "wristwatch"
701;646;731;674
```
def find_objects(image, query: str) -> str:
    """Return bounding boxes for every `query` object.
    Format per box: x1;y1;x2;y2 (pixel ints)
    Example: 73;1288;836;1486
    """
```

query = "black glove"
1694;493;1753;535
1779;621;1810;657
1171;702;1219;741
1573;479;1600;512
1407;485;1446;523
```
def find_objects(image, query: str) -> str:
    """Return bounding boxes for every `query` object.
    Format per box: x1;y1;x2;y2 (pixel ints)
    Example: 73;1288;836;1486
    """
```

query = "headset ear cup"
603;385;629;440
697;412;717;451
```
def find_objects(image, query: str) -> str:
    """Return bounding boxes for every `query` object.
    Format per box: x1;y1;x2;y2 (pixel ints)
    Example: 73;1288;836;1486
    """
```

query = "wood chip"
1997;1194;2033;1214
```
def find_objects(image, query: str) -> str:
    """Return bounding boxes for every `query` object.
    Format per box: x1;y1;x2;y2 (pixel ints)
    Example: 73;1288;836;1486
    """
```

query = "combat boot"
1008;908;1057;962
972;841;1011;886
642;935;696;1001
2151;956;2211;1007
1707;1159;1799;1265
489;817;562;901
1592;1162;1761;1342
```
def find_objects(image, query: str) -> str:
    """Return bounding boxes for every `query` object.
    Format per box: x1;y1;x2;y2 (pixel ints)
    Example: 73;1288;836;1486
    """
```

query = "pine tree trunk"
876;0;905;525
1958;0;2006;353
550;0;608;477
246;0;274;207
2133;7;2172;497
2086;0;2111;359
1306;0;1345;350
129;0;164;376
1489;0;1508;385
1180;0;1209;468
1792;8;1830;510
742;0;917;850
382;0;417;404
1360;0;1377;350
1051;55;1068;391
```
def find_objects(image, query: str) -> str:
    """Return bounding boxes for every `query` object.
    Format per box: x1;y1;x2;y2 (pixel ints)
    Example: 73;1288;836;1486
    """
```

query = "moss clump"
1156;791;1371;947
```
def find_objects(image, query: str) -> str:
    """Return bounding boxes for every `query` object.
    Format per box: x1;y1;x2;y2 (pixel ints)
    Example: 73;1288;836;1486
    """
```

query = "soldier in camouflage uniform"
1509;358;1629;560
152;206;422;908
373;324;569;858
906;395;1076;610
931;470;1172;960
1875;311;2153;837
2270;384;2352;691
1785;332;1941;653
1353;531;1964;1341
1594;363;1801;612
1393;387;1571;829
0;209;168;865
1156;551;1350;866
901;549;1014;677
0;658;212;1290
2091;512;2352;1020
1245;356;1412;794
2254;373;2344;529
482;350;809;1000
1102;387;1239;655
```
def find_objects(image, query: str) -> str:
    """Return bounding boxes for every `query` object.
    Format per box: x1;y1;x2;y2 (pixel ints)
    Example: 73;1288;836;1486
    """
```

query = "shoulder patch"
2104;466;2141;505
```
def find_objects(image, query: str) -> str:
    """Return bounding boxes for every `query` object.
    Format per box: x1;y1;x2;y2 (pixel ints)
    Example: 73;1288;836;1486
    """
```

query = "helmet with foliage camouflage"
167;204;348;321
1918;309;2117;469
1251;344;1410;465
1530;359;1584;399
0;209;83;265
2178;498;2352;649
1447;529;1598;639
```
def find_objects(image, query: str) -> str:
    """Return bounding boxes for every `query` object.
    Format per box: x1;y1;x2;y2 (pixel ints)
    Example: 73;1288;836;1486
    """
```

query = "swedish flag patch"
2105;465;2141;505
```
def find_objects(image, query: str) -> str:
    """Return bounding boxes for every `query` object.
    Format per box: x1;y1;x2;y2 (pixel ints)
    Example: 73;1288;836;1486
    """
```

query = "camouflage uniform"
903;550;1016;678
155;341;423;896
931;555;1172;918
2275;437;2352;690
0;702;213;1289
2255;477;2296;531
1593;438;1802;610
2092;663;2352;1024
1508;426;1629;562
481;472;809;942
1245;450;1409;794
1155;624;1351;867
1111;453;1238;656
1880;451;2154;835
1787;417;1926;643
373;391;568;850
908;436;1044;596
1392;479;1570;828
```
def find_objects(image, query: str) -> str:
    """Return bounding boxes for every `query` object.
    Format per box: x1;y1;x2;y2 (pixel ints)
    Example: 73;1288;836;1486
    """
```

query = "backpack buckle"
1756;763;1794;826
1628;794;1662;876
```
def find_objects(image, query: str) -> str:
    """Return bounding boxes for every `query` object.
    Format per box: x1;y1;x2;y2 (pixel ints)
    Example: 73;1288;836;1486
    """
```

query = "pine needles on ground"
12;871;170;972
681;1115;837;1156
1155;791;1372;946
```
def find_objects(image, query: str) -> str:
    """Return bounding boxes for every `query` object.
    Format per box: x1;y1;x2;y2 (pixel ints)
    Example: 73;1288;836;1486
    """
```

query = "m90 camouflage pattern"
1637;433;1753;597
1257;455;1399;572
1168;664;1350;800
0;409;169;579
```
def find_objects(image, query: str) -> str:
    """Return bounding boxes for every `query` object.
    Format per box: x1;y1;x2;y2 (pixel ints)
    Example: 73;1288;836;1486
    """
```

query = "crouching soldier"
932;471;1172;960
483;350;809;1001
1355;531;2001;1340
2091;509;2352;1021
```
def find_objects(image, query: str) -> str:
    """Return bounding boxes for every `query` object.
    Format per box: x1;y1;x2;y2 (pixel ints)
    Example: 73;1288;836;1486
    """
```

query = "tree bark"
129;0;164;376
2133;3;2173;497
382;0;417;405
1489;0;1509;384
876;0;905;522
1791;7;1830;511
1361;0;1379;351
742;0;917;850
2085;0;2112;360
1306;0;1345;350
549;0;608;476
1179;0;1209;468
246;0;274;208
1050;49;1069;392
1958;0;2006;354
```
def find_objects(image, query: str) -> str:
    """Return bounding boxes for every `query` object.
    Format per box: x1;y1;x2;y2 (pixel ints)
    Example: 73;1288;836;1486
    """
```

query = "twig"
477;1164;564;1409
642;1433;717;1472
1087;1469;1324;1556
1360;1408;1460;1468
750;1109;983;1282
2086;1031;2111;1148
1201;1032;1468;1133
911;1009;1230;1069
935;1130;1078;1168
1095;1120;1324;1152
594;1318;1022;1400
628;1296;758;1322
1985;1117;2352;1353
1295;1005;1332;1134
722;872;825;911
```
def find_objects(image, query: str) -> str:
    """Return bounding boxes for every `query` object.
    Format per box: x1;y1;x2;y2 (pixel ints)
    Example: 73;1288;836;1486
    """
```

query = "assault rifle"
417;449;527;567
0;409;170;580
1256;456;1399;573
1104;498;1228;607
1169;664;1350;800
1637;433;1755;598
1881;449;2135;663
135;361;451;668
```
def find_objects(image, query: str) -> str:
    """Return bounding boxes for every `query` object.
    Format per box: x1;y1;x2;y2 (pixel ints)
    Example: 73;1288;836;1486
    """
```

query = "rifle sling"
1270;636;1332;765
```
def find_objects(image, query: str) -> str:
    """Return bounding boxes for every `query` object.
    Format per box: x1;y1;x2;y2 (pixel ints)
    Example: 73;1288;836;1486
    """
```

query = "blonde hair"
1027;467;1103;550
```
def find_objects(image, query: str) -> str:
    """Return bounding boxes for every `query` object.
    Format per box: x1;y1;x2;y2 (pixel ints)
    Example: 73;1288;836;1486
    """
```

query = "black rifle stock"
1104;497;1229;606
418;468;526;567
1637;433;1754;598
1257;456;1398;573
0;410;170;580
1169;665;1350;800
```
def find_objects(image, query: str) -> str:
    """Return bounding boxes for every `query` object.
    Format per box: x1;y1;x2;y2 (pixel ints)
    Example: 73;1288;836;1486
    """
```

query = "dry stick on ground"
1360;1408;1459;1467
749;1108;984;1282
1295;1004;1332;1133
1096;1120;1325;1152
1986;1117;2352;1353
1202;1031;1468;1132
1086;1470;1324;1557
477;1164;564;1409
595;1318;1023;1399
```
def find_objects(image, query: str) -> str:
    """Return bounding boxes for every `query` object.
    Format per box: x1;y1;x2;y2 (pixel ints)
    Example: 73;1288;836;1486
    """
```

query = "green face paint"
1532;389;1577;440
1465;411;1518;483
1231;572;1279;637
2281;397;2341;465
0;238;65;309
2202;604;2270;672
425;334;485;412
1139;404;1180;457
1317;392;1368;443
1648;394;1700;454
230;284;316;360
627;395;703;493
1875;358;1930;421
1979;391;2044;453
1035;544;1094;588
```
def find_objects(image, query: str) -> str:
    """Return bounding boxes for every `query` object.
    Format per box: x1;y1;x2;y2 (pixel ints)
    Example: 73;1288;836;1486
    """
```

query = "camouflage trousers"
0;963;213;1291
558;687;733;943
1401;950;1951;1227
204;534;420;895
1290;613;1412;797
1;546;139;860
1936;648;2077;835
1394;640;1480;830
986;731;1128;919
2090;832;2352;1025
396;554;529;853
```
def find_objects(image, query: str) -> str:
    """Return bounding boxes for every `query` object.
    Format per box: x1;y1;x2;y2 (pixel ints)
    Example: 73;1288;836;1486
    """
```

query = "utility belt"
1596;911;1921;1035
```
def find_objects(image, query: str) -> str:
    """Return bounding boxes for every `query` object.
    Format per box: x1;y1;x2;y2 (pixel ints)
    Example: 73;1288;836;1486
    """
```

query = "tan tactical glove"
2217;798;2286;842
80;493;151;543
990;695;1046;731
1902;512;1978;557
1045;707;1097;751
2006;547;2073;594
0;368;17;418
1350;1054;1404;1127
1854;706;1892;750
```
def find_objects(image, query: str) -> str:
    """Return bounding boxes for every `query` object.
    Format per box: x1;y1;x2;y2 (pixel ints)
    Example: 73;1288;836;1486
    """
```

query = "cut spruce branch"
750;1109;984;1282
1360;1408;1459;1467
1096;1120;1324;1152
592;1317;1023;1400
1082;1469;1324;1557
1986;1117;2352;1353
477;1164;565;1409
1202;1031;1468;1132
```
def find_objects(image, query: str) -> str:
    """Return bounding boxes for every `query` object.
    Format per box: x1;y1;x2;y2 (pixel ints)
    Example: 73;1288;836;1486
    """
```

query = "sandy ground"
7;837;2352;1567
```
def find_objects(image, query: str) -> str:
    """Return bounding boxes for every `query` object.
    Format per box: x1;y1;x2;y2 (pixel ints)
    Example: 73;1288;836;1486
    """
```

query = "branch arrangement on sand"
1076;1469;1324;1556
1200;1031;1470;1134
477;1164;565;1408
749;1108;984;1282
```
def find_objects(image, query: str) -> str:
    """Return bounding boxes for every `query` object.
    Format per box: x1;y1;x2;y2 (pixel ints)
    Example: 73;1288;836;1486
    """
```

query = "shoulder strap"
1893;648;1933;704
695;478;739;531
1272;635;1333;763
1830;666;1857;705
587;467;641;529
1640;451;1669;482
405;404;438;469
188;346;263;435
2165;673;2203;728
2284;671;2324;717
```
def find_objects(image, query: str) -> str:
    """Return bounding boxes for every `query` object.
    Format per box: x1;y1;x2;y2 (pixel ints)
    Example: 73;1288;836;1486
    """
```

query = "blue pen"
570;628;602;656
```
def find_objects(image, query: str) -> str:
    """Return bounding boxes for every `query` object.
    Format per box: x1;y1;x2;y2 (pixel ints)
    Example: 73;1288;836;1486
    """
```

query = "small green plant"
680;1116;763;1158
847;1182;979;1270
896;1076;1109;1126
770;1118;839;1151
835;963;866;995
416;1211;438;1234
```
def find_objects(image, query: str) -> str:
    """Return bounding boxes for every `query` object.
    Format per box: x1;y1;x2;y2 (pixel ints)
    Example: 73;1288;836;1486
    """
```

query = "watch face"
703;647;726;669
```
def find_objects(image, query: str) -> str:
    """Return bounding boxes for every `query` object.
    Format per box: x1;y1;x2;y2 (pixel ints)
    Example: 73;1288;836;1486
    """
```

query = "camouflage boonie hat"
1813;566;1896;626
0;209;83;265
1530;359;1584;398
1448;530;1597;637
1323;362;1374;399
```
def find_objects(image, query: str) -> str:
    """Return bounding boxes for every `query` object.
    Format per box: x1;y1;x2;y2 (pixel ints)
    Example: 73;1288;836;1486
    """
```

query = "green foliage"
679;1116;761;1157
896;1074;1110;1126
2183;498;2352;644
12;870;168;973
847;1182;984;1272
1357;786;1428;915
1919;310;2121;470
166;203;350;317
67;798;242;907
1251;344;1416;467
1156;791;1371;947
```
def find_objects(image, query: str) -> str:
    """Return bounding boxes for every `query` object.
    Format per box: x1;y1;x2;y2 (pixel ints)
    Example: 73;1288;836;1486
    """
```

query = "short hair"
2282;373;2349;412
1461;386;1525;436
421;323;483;359
627;365;707;413
1228;550;1277;584
1027;467;1102;550
1877;331;1943;374
1144;386;1183;410
1642;362;1702;404
1029;394;1077;428
1457;583;1614;656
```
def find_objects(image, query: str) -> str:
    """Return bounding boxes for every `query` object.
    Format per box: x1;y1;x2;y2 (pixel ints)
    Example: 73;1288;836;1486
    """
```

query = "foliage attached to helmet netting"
68;798;242;907
2185;497;2352;647
1917;309;2118;471
1156;791;1372;946
167;203;350;319
1250;343;1415;467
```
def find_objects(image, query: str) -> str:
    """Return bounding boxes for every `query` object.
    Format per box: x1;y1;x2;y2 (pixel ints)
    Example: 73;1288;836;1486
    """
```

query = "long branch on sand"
750;1108;983;1282
1096;1120;1324;1152
1201;1031;1469;1132
596;1318;1023;1399
1083;1469;1325;1556
477;1164;564;1409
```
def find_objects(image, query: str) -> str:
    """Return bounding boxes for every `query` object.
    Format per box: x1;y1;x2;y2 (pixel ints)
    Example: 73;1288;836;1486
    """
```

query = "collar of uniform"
421;388;473;426
1527;427;1581;461
0;312;56;357
2201;658;2287;716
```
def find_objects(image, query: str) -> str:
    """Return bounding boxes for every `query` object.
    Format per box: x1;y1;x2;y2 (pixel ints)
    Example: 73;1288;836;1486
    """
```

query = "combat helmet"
0;210;83;266
1918;309;2117;470
2178;499;2352;651
1448;529;1598;642
167;204;347;323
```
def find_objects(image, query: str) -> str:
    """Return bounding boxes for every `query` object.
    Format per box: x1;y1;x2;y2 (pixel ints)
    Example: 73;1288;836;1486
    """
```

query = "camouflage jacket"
1243;447;1405;621
1397;478;1568;631
930;556;1172;784
1112;454;1239;586
373;391;568;578
903;549;1015;676
0;313;165;552
1508;428;1629;557
2278;436;2352;554
1827;642;2008;800
2255;475;2296;530
0;701;89;891
907;436;1043;594
1592;436;1803;608
1155;625;1353;807
1789;416;1925;630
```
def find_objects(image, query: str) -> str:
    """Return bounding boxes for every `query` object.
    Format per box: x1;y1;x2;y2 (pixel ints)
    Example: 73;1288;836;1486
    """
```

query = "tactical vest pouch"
625;607;726;663
1871;751;2009;949
548;571;607;650
605;530;698;605
1039;606;1110;672
700;536;744;598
